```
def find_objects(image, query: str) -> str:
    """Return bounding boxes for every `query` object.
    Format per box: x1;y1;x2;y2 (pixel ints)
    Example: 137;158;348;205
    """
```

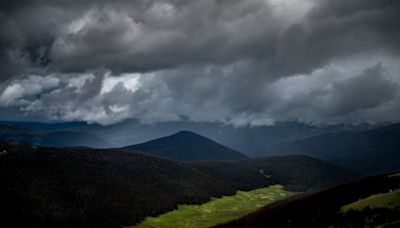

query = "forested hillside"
0;142;358;227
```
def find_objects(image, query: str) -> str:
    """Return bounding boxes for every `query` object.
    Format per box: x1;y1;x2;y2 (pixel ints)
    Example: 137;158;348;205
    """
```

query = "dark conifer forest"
0;141;358;227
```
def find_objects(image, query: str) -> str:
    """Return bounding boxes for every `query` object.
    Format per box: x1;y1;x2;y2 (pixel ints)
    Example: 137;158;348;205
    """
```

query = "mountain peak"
123;131;247;161
170;130;208;139
173;130;199;136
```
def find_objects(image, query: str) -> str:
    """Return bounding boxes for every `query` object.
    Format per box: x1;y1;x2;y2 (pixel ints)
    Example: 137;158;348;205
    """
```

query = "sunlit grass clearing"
134;184;294;228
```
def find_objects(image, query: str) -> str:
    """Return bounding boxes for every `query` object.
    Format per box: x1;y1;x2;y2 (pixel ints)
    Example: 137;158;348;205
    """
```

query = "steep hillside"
272;124;400;174
0;142;357;227
0;124;113;148
123;131;248;161
217;172;400;228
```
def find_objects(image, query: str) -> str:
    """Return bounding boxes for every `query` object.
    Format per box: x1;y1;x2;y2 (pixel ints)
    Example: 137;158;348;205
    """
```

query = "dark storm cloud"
0;0;399;125
1;0;399;76
0;0;281;77
273;0;400;76
269;62;400;124
327;64;397;116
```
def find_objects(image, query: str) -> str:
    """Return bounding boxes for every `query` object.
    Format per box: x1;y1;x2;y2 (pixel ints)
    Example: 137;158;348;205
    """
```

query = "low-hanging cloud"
0;0;399;126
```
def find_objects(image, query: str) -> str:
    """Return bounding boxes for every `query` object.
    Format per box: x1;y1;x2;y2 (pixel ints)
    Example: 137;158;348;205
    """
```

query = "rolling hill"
123;130;248;161
0;142;358;227
271;124;400;174
188;155;359;192
217;171;400;228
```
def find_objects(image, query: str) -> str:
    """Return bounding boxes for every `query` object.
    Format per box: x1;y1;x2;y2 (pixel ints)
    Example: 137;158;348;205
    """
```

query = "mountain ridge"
271;123;400;174
0;124;114;148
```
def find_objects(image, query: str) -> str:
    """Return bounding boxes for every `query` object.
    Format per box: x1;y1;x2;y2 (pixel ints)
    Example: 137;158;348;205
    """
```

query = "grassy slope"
217;172;400;228
342;188;400;211
336;174;400;227
135;185;294;228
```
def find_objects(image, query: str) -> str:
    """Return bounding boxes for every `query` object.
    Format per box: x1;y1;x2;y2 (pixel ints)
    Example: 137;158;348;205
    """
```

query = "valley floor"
133;185;294;228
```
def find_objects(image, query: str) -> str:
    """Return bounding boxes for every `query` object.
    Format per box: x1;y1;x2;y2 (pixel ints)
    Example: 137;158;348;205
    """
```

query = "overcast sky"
0;0;399;126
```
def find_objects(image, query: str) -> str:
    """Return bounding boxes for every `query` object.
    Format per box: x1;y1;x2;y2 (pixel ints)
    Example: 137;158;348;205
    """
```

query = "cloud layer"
0;0;399;125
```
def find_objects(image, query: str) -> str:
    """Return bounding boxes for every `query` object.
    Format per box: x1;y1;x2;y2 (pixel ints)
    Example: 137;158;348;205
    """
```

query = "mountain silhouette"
123;130;248;161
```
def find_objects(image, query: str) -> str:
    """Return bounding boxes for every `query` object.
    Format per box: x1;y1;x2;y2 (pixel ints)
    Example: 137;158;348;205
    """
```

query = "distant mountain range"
0;120;374;154
271;124;400;174
0;123;113;148
123;125;400;174
0;141;358;227
123;130;248;161
0;121;399;174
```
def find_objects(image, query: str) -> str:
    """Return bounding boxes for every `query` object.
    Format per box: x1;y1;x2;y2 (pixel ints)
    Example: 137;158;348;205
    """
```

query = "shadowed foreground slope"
0;142;358;227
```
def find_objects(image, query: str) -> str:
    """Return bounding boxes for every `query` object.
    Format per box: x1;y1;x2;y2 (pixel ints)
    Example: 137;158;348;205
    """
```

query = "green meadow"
134;184;294;228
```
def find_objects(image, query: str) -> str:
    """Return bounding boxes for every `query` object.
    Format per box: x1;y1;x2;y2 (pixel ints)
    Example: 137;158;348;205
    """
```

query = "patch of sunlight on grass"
388;172;400;178
133;185;294;228
342;188;400;212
